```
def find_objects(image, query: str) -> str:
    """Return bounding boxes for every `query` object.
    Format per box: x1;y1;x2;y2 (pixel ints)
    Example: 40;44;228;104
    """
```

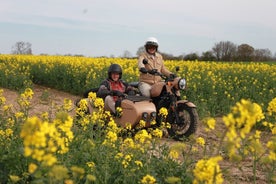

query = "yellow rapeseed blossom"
169;150;179;160
0;89;6;105
203;117;216;131
86;161;96;170
9;175;21;183
86;174;96;182
266;139;276;161
134;129;152;144
49;165;69;180
93;98;104;109
70;166;85;179
223;99;264;139
150;128;163;138
137;120;146;129
20;114;73;166
267;97;276;117
63;98;72;111
165;176;181;184
140;174;156;184
193;156;223;184
103;130;118;146
122;154;133;168
88;92;97;101
28;163;38;174
158;107;168;117
17;88;34;109
122;137;135;149
223;99;265;160
196;137;205;147
134;160;143;168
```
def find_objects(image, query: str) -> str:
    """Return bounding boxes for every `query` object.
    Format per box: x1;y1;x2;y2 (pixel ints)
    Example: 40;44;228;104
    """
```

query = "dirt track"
1;85;270;184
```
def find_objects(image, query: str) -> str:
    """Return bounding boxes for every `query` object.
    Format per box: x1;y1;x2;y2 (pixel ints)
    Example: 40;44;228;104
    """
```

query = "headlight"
178;78;186;90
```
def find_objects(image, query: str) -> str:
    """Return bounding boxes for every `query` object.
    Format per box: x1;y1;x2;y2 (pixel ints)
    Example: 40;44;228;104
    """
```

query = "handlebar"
142;58;177;81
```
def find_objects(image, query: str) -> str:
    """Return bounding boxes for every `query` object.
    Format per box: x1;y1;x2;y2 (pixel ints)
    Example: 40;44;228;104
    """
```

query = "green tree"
237;44;254;61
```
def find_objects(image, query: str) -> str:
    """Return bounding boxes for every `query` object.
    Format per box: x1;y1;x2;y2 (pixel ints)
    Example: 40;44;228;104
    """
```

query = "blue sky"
1;0;276;57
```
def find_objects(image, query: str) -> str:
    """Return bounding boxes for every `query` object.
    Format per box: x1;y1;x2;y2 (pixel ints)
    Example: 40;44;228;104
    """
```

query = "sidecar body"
116;96;156;128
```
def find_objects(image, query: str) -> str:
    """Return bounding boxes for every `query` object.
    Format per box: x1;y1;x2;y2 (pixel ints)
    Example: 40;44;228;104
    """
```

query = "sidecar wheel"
168;103;199;139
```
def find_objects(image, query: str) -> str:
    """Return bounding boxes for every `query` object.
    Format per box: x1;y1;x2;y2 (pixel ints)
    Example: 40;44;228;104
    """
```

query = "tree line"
6;41;276;62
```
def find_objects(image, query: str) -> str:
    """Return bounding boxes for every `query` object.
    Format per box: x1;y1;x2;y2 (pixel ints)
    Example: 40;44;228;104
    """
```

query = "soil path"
1;85;81;117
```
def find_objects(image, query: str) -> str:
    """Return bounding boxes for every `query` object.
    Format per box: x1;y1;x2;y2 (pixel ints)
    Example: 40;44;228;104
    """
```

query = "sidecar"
116;96;156;128
75;94;156;128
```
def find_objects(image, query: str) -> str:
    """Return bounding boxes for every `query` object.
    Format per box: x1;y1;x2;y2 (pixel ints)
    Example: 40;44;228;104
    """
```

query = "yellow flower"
86;174;96;182
63;98;72;111
122;138;135;148
105;131;118;142
28;163;38;174
158;107;168;117
70;166;85;179
165;176;181;184
134;160;143;168
140;174;156;184
86;161;95;169
169;150;179;160
134;129;152;144
9;175;21;183
267;97;276;116
196;137;205;146
193;156;223;184
88;92;97;101
204;117;216;131
49;165;69;180
64;180;74;184
151;128;163;138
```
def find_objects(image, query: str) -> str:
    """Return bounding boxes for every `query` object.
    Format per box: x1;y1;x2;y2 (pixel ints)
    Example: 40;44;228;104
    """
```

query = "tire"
168;103;199;140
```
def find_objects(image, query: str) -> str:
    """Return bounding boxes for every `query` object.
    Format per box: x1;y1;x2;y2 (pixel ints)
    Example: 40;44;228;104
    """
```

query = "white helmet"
145;37;159;48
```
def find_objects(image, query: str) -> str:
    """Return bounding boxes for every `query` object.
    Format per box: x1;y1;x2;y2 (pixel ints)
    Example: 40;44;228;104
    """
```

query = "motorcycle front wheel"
168;103;199;140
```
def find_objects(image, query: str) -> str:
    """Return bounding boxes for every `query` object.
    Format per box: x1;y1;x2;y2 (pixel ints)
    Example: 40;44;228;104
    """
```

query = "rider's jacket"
138;52;172;85
97;79;129;101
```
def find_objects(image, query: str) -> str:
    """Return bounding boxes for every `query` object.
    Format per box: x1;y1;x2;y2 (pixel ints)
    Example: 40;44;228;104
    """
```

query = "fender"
176;100;196;108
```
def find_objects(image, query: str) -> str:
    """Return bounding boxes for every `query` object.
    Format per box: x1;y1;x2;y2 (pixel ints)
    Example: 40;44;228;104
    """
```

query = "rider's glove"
139;67;148;74
148;69;158;75
169;73;177;79
111;90;124;97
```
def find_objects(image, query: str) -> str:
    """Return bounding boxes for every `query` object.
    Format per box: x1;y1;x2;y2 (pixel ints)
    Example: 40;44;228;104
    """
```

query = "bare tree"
121;50;133;58
12;41;32;55
254;48;272;61
136;46;145;57
212;41;237;61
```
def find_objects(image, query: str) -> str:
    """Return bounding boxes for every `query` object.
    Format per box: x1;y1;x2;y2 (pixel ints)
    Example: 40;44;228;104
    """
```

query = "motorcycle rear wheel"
168;103;199;140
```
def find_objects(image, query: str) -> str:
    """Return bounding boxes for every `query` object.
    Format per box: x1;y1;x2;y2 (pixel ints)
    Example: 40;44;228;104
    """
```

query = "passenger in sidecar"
96;64;134;115
76;64;156;128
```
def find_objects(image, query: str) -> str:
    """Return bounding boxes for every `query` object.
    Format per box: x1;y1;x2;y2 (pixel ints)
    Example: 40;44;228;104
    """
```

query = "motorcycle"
77;61;199;139
134;59;199;139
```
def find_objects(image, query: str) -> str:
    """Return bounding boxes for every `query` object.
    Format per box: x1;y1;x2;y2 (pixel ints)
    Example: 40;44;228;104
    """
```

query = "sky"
1;0;276;57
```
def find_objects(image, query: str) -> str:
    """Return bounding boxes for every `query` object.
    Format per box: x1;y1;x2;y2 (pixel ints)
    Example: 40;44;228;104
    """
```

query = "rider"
97;64;134;114
137;37;176;97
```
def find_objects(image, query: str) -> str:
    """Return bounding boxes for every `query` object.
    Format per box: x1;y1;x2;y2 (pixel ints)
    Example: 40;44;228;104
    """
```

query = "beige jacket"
138;52;172;85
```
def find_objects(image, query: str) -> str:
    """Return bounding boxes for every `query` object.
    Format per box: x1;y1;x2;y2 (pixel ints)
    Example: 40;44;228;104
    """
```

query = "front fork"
169;95;181;125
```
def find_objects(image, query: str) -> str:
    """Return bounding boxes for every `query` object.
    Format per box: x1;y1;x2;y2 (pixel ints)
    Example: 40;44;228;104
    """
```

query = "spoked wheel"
168;103;199;140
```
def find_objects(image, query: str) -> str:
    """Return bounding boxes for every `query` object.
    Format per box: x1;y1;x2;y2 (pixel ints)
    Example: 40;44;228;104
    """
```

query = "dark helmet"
108;64;122;79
